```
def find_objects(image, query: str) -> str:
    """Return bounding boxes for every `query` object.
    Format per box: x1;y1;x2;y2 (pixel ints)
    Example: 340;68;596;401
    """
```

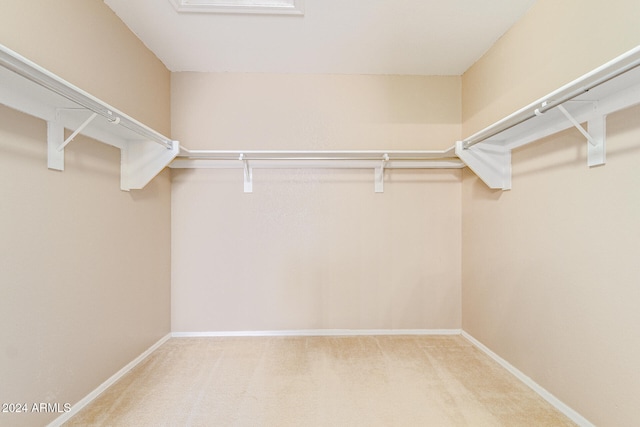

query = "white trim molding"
169;0;305;15
172;329;462;337
461;331;594;427
47;334;172;427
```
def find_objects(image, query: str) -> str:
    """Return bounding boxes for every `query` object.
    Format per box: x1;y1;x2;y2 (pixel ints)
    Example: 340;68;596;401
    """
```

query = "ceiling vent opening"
169;0;304;15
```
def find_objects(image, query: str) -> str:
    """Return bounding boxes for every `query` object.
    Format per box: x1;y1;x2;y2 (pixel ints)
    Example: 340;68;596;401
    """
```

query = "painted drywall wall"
171;73;462;332
0;2;171;426
0;2;170;134
463;0;640;137
461;0;640;425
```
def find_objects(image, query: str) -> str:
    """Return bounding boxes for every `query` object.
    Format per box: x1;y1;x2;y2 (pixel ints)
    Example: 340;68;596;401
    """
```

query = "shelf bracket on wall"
374;153;389;193
60;112;98;151
47;114;64;171
586;114;606;167
455;141;511;190
120;139;180;191
556;104;606;166
47;110;100;172
240;154;253;193
0;43;179;191
455;45;640;189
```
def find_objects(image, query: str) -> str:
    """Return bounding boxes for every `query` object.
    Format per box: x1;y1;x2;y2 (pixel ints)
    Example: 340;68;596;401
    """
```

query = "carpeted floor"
64;335;575;426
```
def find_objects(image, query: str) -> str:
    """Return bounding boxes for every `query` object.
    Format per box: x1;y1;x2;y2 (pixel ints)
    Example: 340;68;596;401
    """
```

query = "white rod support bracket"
241;155;253;193
455;141;512;190
556;104;597;146
374;153;389;193
59;112;98;151
47;116;64;171
556;104;606;167
533;100;548;117
120;139;180;191
587;114;606;167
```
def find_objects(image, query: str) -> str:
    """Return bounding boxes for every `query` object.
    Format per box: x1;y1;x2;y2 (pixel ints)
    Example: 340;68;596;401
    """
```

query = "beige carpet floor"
64;335;575;426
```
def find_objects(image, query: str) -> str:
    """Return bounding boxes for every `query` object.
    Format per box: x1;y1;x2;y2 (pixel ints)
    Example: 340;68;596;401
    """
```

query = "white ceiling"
104;0;536;75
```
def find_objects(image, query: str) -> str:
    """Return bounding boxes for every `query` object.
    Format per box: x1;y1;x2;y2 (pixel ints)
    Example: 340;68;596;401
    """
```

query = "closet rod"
0;44;174;150
178;148;457;161
462;45;640;149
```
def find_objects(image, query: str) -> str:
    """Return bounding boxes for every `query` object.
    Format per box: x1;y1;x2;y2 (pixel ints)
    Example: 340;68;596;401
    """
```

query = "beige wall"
461;0;640;425
463;0;640;137
171;73;462;332
171;73;459;151
0;2;171;426
0;1;170;134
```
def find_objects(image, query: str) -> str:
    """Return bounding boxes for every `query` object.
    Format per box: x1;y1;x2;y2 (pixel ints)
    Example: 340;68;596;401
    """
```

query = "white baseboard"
461;331;594;427
47;333;172;427
172;328;461;337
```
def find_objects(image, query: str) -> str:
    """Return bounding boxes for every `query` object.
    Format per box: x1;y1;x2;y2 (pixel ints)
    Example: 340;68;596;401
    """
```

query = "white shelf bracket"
556;104;606;167
556;104;597;145
58;112;98;151
48;110;98;170
587;114;606;167
374;153;389;193
120;139;180;191
455;141;512;190
240;154;253;193
1;43;179;190
47;112;64;171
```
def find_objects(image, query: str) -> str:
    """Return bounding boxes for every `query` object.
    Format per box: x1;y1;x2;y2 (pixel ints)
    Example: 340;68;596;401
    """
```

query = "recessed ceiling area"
104;0;537;75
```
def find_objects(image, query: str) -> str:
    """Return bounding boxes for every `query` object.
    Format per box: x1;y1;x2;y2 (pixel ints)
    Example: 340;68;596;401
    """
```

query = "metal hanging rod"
173;147;464;193
178;148;458;162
